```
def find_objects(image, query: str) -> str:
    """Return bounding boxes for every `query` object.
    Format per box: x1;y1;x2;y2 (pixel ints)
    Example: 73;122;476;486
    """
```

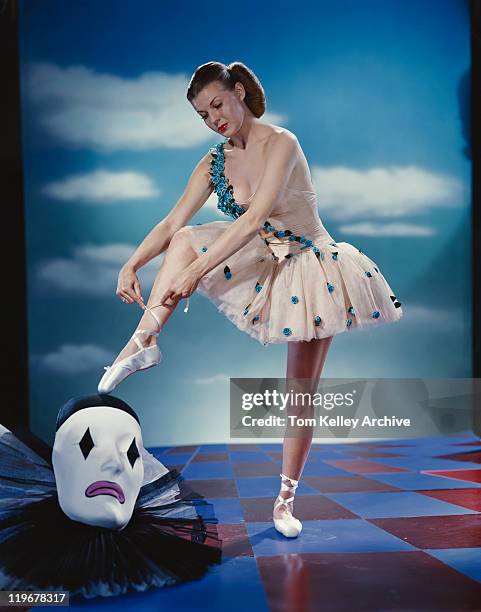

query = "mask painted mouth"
85;480;125;503
218;122;228;132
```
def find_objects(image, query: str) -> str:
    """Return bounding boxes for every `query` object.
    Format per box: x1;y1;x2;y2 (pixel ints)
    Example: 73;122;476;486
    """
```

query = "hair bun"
227;62;266;118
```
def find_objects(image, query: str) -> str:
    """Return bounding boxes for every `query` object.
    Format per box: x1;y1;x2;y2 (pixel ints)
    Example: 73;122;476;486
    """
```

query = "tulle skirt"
183;221;403;346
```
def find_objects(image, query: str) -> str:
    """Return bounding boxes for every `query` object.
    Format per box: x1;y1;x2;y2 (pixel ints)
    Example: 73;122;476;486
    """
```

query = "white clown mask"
52;406;145;530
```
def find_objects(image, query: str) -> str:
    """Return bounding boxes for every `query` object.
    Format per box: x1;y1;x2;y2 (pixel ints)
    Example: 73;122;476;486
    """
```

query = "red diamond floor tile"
434;451;481;463
240;495;358;522
228;444;262;451
183;478;239;498
419;489;481;512
303;474;402;493
217;524;254;559
424;469;481;484
369;515;481;549
191;452;230;462
449;440;481;446
257;551;481;612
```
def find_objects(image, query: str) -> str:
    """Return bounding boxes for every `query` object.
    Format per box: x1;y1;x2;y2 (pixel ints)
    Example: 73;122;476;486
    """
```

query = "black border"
0;0;28;429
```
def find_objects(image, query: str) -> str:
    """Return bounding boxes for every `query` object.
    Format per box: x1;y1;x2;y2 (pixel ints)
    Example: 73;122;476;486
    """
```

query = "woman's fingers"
128;290;145;309
117;287;143;307
133;279;144;303
159;290;176;309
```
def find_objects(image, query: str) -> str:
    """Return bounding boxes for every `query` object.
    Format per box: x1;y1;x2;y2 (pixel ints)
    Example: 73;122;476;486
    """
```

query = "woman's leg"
273;336;334;519
112;227;197;364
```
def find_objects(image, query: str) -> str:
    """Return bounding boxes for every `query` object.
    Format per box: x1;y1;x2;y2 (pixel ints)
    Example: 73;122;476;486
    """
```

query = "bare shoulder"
263;126;300;164
196;149;215;172
262;124;299;144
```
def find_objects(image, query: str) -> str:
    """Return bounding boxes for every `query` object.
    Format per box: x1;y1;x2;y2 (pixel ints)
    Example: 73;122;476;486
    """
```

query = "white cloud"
25;62;287;151
193;374;231;385
312;165;464;220
36;243;163;296
37;344;116;374
400;303;468;332
42;169;160;203
338;222;435;237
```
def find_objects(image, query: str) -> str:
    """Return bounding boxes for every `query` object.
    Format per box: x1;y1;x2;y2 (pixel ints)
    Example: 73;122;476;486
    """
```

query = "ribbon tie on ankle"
274;473;299;512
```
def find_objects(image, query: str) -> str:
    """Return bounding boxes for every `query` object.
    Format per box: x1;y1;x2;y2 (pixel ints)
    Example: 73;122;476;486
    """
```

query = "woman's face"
192;80;246;137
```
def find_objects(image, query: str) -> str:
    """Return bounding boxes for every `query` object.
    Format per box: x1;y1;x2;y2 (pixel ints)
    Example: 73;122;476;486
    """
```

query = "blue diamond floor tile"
324;491;481;518
148;450;194;464
245;519;416;556
199;497;245;523
235;476;320;498
68;556;268;612
197;444;229;453
424;548;481;584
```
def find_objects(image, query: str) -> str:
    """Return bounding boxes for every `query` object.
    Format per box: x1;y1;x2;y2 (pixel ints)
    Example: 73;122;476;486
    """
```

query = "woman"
98;61;403;538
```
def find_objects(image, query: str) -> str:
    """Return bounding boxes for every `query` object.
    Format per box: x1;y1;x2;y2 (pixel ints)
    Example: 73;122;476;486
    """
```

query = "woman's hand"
116;265;145;308
158;264;200;309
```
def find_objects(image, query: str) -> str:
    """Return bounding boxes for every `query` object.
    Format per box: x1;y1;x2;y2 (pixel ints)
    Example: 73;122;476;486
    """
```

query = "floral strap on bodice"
208;140;247;220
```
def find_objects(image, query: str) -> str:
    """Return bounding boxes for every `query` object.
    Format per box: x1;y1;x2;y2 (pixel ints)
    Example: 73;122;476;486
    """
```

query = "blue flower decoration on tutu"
201;246;208;252
372;310;380;318
348;306;356;315
252;314;260;323
332;252;338;261
282;327;292;336
224;265;232;280
255;282;263;293
314;315;322;326
327;282;335;293
346;318;352;327
291;295;299;304
365;271;372;278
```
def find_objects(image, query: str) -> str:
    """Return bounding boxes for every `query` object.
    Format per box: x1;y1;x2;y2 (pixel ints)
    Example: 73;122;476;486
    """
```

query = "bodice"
208;139;337;260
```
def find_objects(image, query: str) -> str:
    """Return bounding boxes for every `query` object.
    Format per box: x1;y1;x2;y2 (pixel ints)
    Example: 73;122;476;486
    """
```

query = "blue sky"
19;0;471;445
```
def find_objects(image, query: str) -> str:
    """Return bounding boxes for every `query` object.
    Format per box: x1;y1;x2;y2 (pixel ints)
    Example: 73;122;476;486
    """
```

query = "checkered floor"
70;432;481;611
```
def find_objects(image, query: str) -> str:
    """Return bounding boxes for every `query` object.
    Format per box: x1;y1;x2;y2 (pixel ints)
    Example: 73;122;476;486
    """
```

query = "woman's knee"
167;226;195;256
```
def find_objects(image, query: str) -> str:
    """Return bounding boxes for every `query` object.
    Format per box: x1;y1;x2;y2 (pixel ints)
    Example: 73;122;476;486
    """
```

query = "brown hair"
186;61;266;118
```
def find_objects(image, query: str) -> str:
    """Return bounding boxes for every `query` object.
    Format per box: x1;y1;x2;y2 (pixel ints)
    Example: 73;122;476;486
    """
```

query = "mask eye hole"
79;427;94;459
127;438;140;468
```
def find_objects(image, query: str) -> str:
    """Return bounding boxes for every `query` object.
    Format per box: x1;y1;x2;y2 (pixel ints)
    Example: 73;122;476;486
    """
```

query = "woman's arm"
125;152;215;272
189;131;299;279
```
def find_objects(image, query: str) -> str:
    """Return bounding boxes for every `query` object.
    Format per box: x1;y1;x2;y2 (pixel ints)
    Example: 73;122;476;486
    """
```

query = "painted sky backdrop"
19;0;471;446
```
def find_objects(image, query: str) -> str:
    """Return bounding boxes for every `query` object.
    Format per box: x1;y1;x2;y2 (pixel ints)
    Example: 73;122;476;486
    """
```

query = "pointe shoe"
273;473;303;538
97;304;163;394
